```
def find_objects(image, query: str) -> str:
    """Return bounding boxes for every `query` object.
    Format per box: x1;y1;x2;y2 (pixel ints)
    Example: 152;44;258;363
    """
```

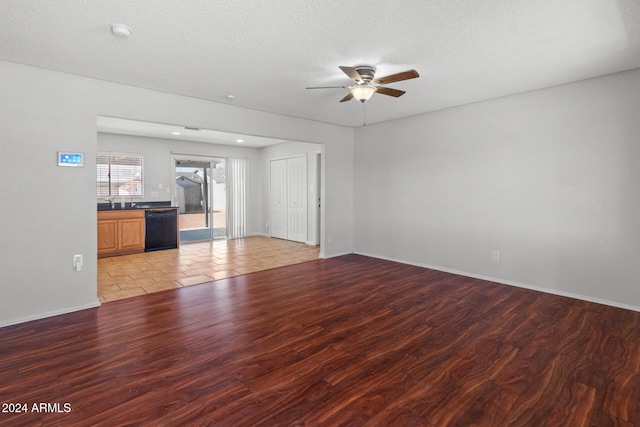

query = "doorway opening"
175;158;226;242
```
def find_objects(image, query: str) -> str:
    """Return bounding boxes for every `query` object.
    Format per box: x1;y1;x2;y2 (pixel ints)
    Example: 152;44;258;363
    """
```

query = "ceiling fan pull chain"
362;103;367;126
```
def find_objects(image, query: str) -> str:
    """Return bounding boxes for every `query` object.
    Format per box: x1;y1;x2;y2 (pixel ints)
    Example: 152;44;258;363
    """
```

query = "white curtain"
226;158;247;239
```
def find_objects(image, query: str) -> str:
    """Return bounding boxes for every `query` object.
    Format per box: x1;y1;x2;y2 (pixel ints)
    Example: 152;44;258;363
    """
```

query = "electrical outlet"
492;250;500;261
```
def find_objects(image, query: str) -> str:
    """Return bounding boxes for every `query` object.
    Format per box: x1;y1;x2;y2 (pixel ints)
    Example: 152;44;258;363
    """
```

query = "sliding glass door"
174;158;226;242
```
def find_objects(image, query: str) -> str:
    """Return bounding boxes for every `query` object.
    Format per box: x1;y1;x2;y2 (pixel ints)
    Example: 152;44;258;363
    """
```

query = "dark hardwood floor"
2;254;640;426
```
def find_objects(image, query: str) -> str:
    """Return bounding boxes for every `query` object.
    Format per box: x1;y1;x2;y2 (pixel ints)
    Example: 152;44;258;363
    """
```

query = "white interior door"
287;156;307;242
270;159;287;239
270;156;307;243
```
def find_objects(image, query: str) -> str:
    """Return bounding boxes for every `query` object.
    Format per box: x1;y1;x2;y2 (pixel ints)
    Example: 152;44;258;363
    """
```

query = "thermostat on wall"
58;152;84;167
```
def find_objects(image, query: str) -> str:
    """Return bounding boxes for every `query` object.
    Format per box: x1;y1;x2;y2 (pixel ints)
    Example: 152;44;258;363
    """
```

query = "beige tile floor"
98;235;321;303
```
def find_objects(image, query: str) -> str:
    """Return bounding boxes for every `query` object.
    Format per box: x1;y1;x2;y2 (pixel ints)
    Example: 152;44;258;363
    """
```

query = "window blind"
97;153;143;197
226;158;247;239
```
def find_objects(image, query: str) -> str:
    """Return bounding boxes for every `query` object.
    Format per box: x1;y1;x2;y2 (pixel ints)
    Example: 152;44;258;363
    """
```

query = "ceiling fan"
306;65;419;103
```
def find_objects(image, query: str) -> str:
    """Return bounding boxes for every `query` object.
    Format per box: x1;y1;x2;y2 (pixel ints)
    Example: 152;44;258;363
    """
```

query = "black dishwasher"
145;209;178;252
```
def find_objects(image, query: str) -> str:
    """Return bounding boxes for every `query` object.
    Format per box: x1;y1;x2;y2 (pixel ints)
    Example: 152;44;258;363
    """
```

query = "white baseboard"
354;251;640;313
0;300;101;329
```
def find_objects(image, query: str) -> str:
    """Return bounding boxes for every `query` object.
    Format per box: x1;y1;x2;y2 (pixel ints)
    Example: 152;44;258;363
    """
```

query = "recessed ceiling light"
226;95;235;100
236;139;244;143
172;132;181;135
110;24;132;38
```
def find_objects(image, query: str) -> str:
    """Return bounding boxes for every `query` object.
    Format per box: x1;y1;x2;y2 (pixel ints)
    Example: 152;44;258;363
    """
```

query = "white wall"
0;60;353;327
354;68;640;310
98;133;263;235
259;141;323;246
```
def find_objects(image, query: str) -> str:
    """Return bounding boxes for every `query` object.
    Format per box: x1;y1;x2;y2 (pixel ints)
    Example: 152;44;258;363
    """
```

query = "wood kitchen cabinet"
98;210;145;257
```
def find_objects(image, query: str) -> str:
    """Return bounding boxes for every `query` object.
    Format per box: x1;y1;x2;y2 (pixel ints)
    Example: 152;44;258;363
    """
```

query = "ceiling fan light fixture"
349;85;378;102
349;85;377;102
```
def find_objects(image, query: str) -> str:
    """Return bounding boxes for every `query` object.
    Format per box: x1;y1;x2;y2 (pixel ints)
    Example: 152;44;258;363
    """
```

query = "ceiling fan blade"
376;87;406;97
374;69;419;85
306;86;349;89
339;93;354;103
339;66;362;82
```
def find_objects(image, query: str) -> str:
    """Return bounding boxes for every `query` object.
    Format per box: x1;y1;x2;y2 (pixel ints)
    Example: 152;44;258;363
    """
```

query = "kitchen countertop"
97;201;178;211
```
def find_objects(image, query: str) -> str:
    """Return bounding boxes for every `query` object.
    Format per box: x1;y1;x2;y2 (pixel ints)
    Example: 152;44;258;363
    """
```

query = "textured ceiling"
1;0;639;127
